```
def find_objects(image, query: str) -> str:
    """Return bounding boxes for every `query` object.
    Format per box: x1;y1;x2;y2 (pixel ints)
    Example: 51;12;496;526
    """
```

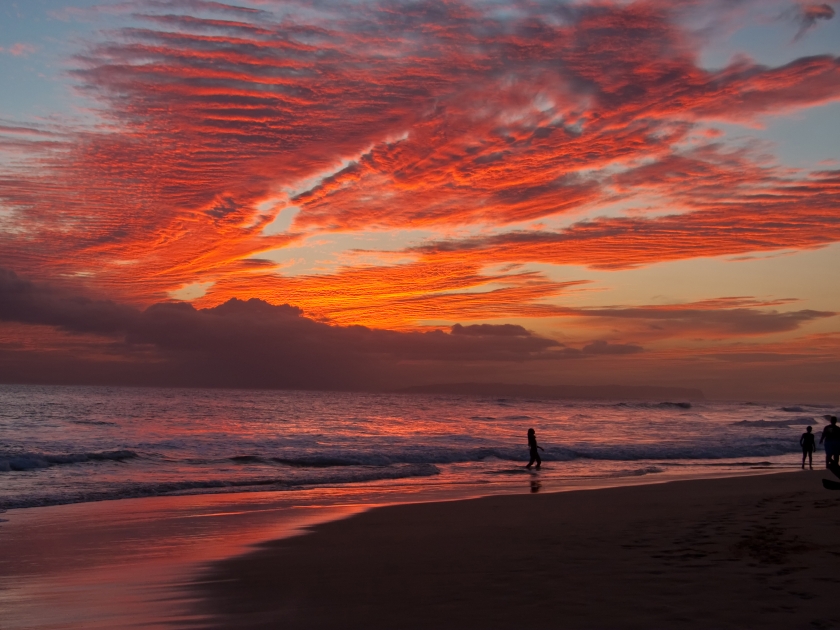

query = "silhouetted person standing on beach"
800;426;815;470
526;428;543;470
819;416;840;468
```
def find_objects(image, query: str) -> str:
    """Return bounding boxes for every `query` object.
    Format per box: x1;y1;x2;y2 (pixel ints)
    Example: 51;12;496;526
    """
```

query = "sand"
197;471;840;629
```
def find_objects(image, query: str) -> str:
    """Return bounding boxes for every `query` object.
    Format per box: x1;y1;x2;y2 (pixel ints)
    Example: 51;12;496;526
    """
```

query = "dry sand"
197;471;840;629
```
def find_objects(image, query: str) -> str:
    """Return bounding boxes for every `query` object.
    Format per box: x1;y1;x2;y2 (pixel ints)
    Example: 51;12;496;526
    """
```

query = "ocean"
2;384;836;512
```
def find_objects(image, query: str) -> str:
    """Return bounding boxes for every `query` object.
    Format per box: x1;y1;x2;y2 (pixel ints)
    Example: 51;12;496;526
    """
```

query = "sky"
1;0;839;401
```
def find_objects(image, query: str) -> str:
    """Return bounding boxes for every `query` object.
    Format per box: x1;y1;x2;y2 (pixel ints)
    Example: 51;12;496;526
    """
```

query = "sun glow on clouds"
169;281;215;301
0;0;838;397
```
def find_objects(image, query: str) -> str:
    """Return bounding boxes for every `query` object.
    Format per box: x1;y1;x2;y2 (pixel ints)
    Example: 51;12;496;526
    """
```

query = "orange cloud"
201;260;583;329
0;0;838;330
418;147;840;270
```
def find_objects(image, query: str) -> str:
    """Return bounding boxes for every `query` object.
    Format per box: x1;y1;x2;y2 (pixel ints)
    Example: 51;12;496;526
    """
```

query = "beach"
2;387;838;628
198;471;840;629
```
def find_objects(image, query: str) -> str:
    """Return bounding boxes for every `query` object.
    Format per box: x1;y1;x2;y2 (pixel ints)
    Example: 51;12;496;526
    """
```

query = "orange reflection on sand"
0;492;365;629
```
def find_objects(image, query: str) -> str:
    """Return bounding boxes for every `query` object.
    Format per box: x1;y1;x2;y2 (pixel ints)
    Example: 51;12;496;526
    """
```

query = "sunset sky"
1;0;839;400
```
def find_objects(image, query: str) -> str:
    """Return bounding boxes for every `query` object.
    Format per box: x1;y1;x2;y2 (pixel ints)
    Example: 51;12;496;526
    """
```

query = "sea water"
2;384;836;511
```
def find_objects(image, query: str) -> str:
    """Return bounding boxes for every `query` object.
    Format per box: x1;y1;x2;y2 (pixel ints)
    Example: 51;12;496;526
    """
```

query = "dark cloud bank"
0;268;652;394
4;269;834;400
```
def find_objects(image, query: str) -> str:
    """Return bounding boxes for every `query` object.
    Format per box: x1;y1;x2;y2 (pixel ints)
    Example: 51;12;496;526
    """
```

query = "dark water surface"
3;385;832;510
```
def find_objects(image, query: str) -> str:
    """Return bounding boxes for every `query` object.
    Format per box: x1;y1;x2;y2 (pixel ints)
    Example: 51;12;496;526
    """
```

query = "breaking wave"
0;463;440;509
0;450;138;472
70;419;118;426
615;401;692;409
223;441;800;468
730;419;811;428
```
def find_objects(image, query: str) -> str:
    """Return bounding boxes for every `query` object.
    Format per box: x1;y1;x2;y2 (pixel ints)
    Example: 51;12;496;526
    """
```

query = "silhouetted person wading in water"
800;426;815;470
526;428;544;470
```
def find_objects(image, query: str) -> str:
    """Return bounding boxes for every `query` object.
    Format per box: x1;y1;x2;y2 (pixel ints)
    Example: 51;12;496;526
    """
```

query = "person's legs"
808;449;813;469
527;449;540;469
802;449;807;469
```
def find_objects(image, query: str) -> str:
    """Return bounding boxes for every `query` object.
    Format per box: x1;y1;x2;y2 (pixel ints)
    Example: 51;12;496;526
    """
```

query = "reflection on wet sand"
0;491;365;629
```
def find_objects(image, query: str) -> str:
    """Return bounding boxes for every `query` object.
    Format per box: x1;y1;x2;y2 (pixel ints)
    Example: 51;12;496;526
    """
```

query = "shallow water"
2;384;835;510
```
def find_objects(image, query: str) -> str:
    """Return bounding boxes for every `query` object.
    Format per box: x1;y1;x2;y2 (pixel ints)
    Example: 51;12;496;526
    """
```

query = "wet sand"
0;475;607;628
198;471;840;629
0;491;366;629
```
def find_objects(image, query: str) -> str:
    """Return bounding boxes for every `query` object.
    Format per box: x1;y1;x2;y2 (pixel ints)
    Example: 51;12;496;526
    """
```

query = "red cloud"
0;0;838;315
418;144;840;270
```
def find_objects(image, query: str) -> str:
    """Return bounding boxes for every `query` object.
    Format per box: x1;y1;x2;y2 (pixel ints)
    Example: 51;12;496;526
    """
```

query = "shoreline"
195;470;840;629
0;458;792;511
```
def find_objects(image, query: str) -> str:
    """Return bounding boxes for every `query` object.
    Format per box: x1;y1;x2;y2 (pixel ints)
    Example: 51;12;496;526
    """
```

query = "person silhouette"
800;426;815;470
819;416;840;469
526;428;544;470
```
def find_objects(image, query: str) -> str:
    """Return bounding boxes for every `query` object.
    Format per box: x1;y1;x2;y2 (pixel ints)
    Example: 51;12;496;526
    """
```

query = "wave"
543;444;796;461
228;449;530;468
782;404;836;411
704;461;775;467
730;419;810;428
4;436;801;477
615;402;692;409
70;420;118;426
609;465;664;477
459;414;533;421
0;463;440;510
222;441;800;468
0;450;137;472
230;455;264;464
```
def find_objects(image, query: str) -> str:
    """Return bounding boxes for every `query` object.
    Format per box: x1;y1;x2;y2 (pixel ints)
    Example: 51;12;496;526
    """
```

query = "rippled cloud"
2;0;839;305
